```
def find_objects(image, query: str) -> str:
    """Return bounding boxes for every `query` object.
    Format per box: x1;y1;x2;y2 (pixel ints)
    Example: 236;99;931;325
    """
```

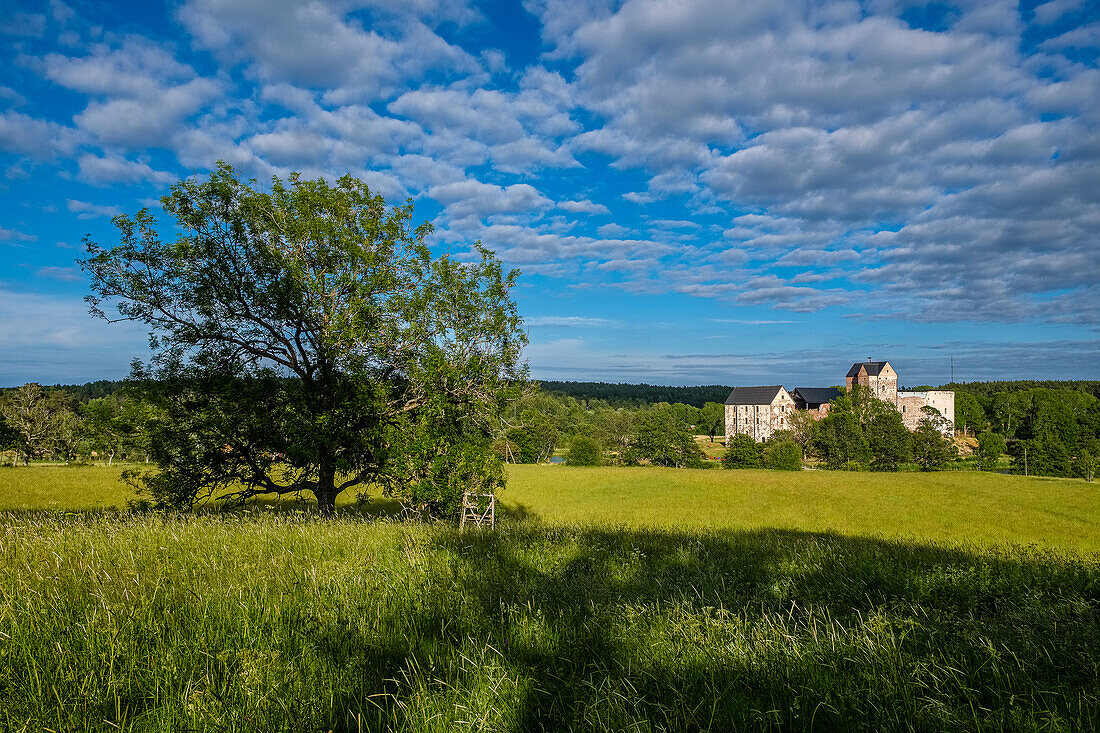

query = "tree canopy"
82;163;526;513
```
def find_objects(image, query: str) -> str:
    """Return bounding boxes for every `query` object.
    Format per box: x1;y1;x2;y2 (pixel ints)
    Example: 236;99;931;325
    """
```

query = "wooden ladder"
460;492;495;529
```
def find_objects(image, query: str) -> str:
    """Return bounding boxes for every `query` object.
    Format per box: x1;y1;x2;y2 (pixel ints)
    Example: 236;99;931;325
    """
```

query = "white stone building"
723;386;795;441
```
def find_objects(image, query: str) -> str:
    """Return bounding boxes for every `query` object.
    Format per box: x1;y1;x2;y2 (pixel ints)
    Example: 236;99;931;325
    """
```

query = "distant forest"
535;381;734;408
20;378;1100;408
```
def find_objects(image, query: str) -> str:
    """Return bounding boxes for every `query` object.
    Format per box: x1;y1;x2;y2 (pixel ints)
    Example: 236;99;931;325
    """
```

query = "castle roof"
792;387;842;406
846;361;891;378
724;386;787;405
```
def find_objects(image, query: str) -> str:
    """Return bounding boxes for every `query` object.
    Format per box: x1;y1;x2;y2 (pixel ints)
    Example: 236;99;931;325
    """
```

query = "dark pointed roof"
792;387;842;406
846;361;891;378
724;386;786;405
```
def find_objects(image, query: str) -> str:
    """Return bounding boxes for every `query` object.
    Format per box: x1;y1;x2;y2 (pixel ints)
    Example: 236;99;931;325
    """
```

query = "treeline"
0;383;152;466
499;392;725;468
536;381;733;409
952;386;1099;479
946;380;1100;400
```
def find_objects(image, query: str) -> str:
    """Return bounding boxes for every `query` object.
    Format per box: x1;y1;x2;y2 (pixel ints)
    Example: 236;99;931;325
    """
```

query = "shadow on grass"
299;524;1100;732
4;506;1097;730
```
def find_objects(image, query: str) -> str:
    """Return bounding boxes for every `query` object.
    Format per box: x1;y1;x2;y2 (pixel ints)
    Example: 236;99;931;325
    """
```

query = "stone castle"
724;360;954;441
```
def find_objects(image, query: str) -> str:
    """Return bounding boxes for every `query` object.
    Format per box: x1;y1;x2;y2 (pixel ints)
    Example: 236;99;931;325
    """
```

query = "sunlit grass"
1;513;1097;731
2;463;1098;552
504;465;1100;553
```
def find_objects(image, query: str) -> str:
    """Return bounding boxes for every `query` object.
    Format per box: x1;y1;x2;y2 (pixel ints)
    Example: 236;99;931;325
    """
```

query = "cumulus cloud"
38;37;222;148
558;199;609;214
66;199;122;219
516;0;1100;323
76;153;176;185
179;0;481;100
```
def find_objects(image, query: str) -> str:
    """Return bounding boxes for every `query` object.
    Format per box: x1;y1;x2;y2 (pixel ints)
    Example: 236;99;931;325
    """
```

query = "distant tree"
768;429;796;444
975;432;1006;471
865;410;910;471
591;408;635;464
911;420;956;471
505;408;559;464
763;440;802;471
722;434;763;469
0;412;16;462
787;409;820;454
699;401;725;441
83;163;525;513
50;409;85;465
625;405;706;468
1075;449;1097;482
953;392;989;436
1010;432;1071;477
565;435;603;466
0;384;66;465
815;410;869;469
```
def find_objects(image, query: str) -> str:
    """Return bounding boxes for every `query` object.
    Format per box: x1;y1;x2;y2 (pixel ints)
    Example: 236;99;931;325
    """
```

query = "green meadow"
1;465;1098;730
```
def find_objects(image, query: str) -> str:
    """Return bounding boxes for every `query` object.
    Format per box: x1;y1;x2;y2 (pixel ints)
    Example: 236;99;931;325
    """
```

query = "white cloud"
0;226;37;243
76;153;176;185
66;199;122;219
38;37;222;149
36;266;83;282
526;315;619;327
558;199;609;214
0;110;81;159
179;0;481;100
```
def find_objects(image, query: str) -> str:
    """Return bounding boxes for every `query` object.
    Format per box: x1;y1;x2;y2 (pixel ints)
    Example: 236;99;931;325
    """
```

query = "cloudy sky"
1;0;1098;388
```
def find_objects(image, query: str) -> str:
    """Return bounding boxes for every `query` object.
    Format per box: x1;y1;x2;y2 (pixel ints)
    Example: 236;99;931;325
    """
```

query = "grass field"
2;463;1097;552
504;465;1100;553
1;465;1098;730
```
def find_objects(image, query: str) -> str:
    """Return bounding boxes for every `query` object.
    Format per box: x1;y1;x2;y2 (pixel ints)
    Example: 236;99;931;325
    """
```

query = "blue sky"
1;0;1098;388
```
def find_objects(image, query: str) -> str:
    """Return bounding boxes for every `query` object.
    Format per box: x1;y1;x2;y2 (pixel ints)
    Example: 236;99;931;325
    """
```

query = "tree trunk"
316;463;338;514
108;452;114;467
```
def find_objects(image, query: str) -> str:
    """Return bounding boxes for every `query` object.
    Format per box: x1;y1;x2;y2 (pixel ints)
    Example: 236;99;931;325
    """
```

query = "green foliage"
699;401;725;440
763;440;802;470
815;410;870;469
624;405;706;468
502;392;567;463
976;432;1007;470
865;410;911;471
954;391;990;435
589;408;635;463
1076;447;1098;482
911;422;956;471
538;380;733;408
0;384;81;465
1010;433;1072;478
787;409;820;454
565;435;603;466
83;163;525;513
722;434;762;469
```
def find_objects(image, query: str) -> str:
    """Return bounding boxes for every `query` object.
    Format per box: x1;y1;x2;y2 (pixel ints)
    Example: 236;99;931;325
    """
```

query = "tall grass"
2;512;1097;731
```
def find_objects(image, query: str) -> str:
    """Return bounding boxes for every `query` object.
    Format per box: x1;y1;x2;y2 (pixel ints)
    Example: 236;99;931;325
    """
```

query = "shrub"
763;440;802;470
722;434;762;469
565;435;603;466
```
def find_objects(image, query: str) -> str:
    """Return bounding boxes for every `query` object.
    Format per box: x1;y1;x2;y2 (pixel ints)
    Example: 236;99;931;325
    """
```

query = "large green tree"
82;163;526;513
0;384;75;466
865;410;911;471
624;405;706;468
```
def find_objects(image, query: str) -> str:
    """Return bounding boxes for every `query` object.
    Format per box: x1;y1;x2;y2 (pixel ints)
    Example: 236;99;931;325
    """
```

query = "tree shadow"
300;525;1099;731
